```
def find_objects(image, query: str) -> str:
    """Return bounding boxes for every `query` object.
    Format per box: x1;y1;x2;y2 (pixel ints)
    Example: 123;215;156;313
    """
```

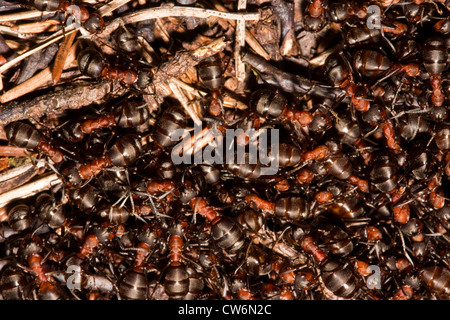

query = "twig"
0;26;79;74
0;10;56;22
0;164;40;194
0;146;33;157
0;173;62;209
209;0;270;61
52;30;78;84
0;80;127;127
153;36;229;85
0;160;45;183
0;25;43;39
169;80;202;126
97;0;133;17
0;41;79;103
119;6;260;25
234;0;247;88
155;18;171;44
11;20;61;34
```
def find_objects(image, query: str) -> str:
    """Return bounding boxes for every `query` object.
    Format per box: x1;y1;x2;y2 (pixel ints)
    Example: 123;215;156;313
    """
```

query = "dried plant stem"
234;0;248;88
120;6;260;25
11;20;61;34
52;30;78;84
209;0;270;61
169;80;202;126
0;10;56;22
0;146;33;158
0;26;78;74
0;80;127;127
0;173;61;209
0;41;79;104
0;160;45;183
97;0;133;17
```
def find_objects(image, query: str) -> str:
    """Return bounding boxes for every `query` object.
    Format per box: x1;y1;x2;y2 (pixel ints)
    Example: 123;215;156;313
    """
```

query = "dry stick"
97;0;133;17
0;10;56;22
0;40;79;103
0;165;40;194
234;0;247;87
169;80;202;126
0;35;226;125
0;146;32;157
155;18;172;45
170;78;206;97
0;25;39;39
52;30;78;84
11;20;61;34
153;36;229;85
0;25;79;74
209;0;270;61
0;160;45;183
0;173;61;209
120;7;260;24
5;40;32;54
137;36;160;66
0;80;127;127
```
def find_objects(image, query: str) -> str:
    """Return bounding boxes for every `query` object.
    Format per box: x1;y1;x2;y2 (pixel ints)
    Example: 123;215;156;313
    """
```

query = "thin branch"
0;10;56;22
209;0;270;61
97;0;133;17
1;40;79;103
0;173;62;209
11;20;61;34
120;6;260;25
0;26;79;74
0;160;44;183
169;79;202;126
234;0;247;87
0;80;128;127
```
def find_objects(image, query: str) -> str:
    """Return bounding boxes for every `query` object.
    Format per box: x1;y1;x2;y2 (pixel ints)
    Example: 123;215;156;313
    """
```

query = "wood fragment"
120;7;260;25
0;26;78;74
169;80;202;126
52;30;78;84
97;0;133;17
0;173;61;209
0;80;127;127
209;0;270;61
0;146;33;157
0;165;40;194
234;0;247;89
0;10;56;22
11;20;61;34
1;41;78;103
153;36;229;84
